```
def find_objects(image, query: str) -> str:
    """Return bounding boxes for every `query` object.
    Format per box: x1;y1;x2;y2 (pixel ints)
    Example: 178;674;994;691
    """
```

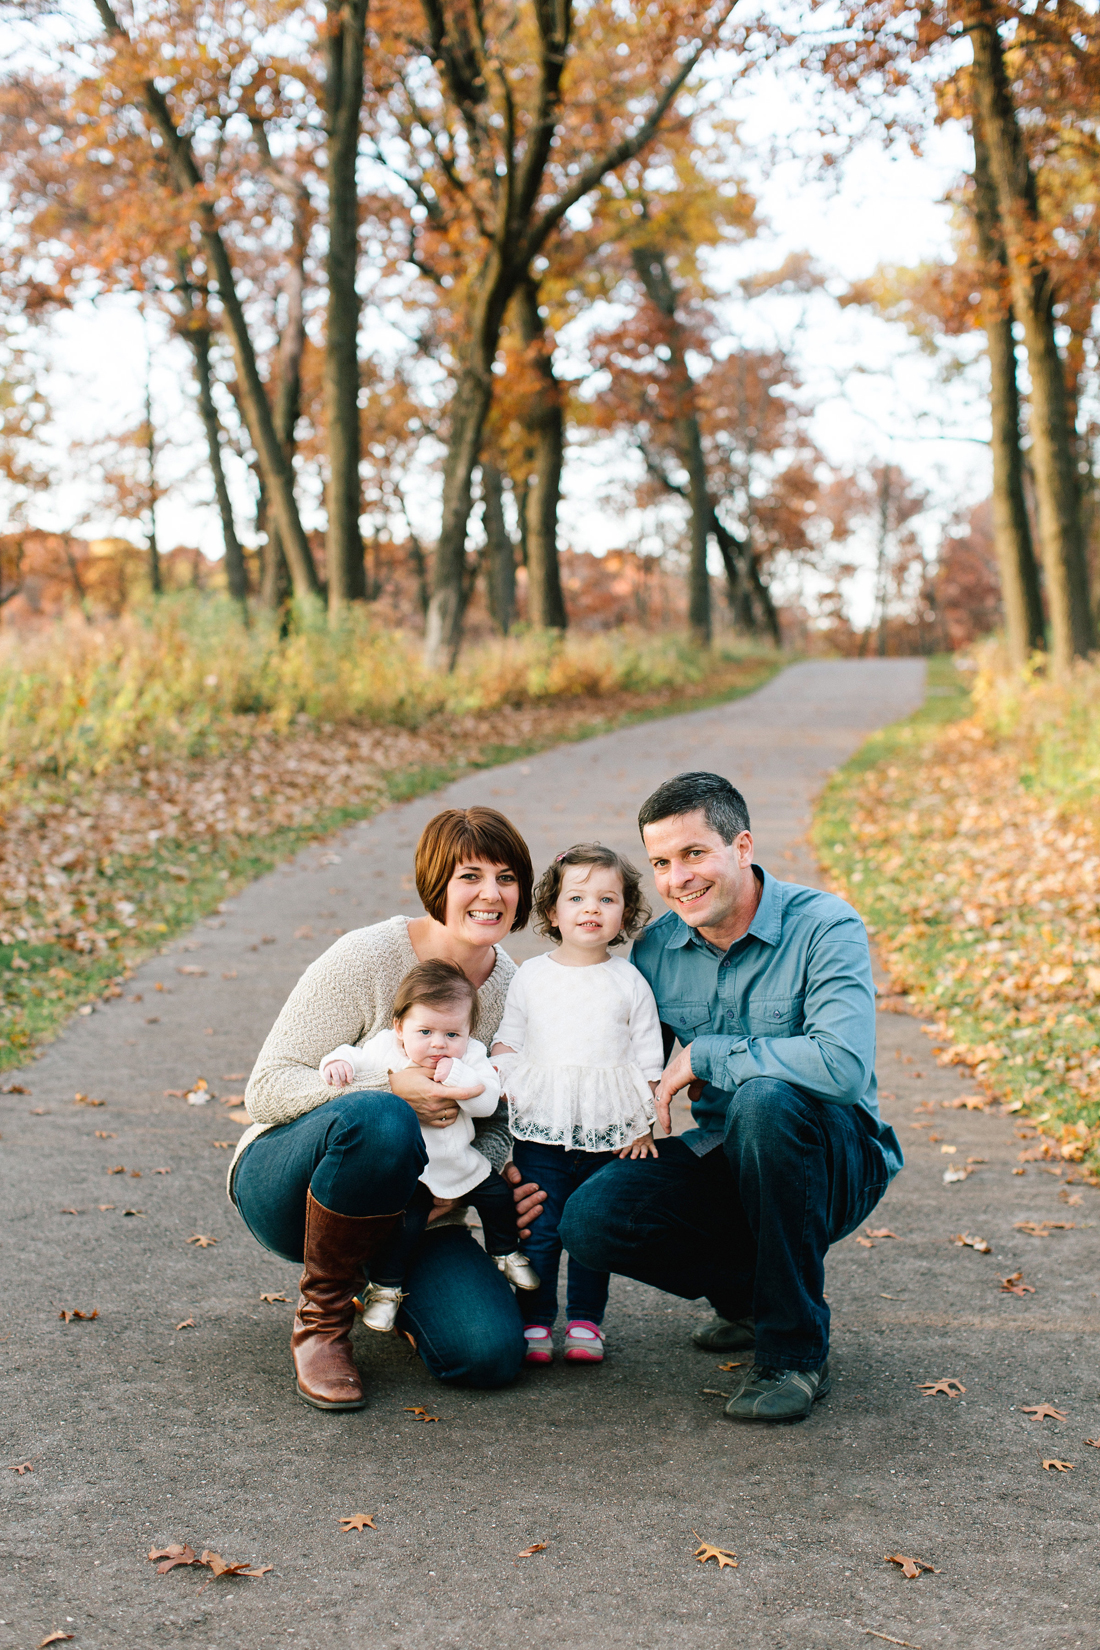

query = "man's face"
642;810;754;934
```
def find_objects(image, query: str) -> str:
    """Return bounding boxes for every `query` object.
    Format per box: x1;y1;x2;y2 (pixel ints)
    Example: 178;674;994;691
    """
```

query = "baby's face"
396;1001;472;1069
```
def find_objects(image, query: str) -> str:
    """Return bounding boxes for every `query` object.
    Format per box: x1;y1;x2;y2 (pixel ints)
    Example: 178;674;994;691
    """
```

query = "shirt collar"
666;865;783;953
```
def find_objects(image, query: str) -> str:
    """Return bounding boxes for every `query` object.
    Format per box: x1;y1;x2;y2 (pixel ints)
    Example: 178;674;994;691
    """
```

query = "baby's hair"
391;960;478;1028
533;843;651;947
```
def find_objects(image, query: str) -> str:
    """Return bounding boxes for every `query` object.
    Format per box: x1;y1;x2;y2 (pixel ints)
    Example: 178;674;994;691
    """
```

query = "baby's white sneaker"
494;1251;540;1290
358;1282;406;1331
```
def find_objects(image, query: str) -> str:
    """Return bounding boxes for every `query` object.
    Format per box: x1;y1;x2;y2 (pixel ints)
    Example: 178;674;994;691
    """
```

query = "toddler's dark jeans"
372;1167;520;1287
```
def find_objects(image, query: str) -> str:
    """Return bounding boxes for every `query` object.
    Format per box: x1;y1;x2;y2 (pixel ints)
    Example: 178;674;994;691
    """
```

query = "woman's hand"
503;1161;546;1241
618;1130;658;1160
389;1063;480;1128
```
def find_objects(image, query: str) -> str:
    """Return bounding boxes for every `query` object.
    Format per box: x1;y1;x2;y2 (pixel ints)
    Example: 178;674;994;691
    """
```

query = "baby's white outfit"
494;953;663;1151
321;1032;501;1199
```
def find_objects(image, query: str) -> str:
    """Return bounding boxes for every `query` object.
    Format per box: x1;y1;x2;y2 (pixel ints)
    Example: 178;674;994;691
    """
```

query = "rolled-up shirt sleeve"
689;923;876;1108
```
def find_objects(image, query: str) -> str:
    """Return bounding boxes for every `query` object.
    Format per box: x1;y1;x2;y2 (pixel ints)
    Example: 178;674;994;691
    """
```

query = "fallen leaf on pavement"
107;1165;126;1175
219;1095;245;1106
200;1550;253;1577
1000;1273;1035;1295
403;1406;440;1422
122;1208;144;1217
98;1204;115;1211
149;1544;201;1573
919;1378;965;1397
717;1362;745;1371
60;1207;79;1216
260;1292;288;1304
943;1166;973;1183
701;1389;731;1397
38;1633;73;1646
866;1228;900;1239
1022;1403;1067;1422
175;1319;195;1331
153;1167;170;1174
1059;1191;1083;1206
163;1090;186;1098
94;1130;116;1139
953;1233;992;1253
177;966;208;976
942;1094;987;1110
1041;1459;1074;1472
864;1631;923;1647
212;1141;232;1149
2;1082;29;1093
692;1531;738;1569
1015;1221;1074;1237
73;1093;105;1107
339;1514;377;1532
188;1234;217;1248
884;1553;938;1579
1084;1438;1100;1448
8;1461;33;1474
940;1145;957;1155
856;1236;874;1248
517;1542;548;1557
58;1308;98;1322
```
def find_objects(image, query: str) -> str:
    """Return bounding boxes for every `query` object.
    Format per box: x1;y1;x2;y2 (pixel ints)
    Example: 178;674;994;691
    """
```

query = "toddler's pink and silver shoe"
563;1320;605;1363
523;1326;553;1364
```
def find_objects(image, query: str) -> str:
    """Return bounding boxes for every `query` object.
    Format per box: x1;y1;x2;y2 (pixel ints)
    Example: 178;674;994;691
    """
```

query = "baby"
320;958;538;1330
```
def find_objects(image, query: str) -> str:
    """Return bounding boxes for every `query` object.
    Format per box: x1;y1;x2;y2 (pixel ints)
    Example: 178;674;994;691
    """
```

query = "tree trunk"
94;0;321;606
630;245;711;645
970;105;1045;666
143;349;162;596
514;279;567;631
481;462;516;634
874;465;891;657
189;326;248;606
324;0;368;615
968;11;1095;666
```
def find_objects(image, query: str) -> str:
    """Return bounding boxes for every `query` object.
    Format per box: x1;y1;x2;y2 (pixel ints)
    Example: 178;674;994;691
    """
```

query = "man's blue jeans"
232;1091;526;1388
558;1077;895;1371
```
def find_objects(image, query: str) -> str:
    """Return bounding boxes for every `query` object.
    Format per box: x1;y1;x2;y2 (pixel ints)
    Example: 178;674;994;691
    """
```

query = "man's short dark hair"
637;772;751;844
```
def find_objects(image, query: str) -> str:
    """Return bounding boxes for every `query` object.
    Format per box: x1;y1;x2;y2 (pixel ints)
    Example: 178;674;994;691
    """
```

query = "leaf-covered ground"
814;658;1100;1179
0;654;777;1066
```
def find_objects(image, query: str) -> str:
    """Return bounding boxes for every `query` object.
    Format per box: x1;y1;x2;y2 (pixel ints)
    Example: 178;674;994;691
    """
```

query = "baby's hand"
321;1058;355;1087
433;1056;454;1084
619;1130;659;1160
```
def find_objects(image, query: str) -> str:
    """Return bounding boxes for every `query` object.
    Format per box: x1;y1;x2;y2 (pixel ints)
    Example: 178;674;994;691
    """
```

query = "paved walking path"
3;659;1099;1650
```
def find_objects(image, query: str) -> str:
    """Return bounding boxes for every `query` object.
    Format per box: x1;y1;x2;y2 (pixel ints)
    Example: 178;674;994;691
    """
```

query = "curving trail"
3;657;1099;1650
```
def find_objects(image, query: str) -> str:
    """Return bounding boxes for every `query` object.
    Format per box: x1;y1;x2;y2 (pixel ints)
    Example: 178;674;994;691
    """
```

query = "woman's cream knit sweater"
228;915;516;1198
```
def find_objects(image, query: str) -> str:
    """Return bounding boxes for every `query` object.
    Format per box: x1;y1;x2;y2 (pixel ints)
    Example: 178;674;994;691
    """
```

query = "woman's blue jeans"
232;1090;526;1388
559;1077;895;1371
510;1139;617;1328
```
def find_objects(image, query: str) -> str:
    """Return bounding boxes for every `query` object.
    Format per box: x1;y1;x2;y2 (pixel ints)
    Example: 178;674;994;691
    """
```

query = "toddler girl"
492;844;663;1365
320;958;538;1331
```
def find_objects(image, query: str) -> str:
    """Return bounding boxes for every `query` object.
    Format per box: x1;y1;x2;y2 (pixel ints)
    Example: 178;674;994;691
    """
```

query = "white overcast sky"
11;14;981;626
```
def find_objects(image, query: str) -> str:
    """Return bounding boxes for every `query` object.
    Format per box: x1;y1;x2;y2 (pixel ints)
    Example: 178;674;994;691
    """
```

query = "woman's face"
442;857;520;947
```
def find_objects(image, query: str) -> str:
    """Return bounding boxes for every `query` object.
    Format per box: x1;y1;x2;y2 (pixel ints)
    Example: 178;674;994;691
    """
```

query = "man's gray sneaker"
723;1361;830;1422
692;1314;755;1352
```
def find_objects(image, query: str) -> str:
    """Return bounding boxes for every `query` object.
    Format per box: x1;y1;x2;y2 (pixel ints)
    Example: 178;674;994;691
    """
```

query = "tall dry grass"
0;597;764;780
970;645;1100;815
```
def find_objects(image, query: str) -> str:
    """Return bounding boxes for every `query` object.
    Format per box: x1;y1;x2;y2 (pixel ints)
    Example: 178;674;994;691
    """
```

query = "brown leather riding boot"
291;1191;400;1411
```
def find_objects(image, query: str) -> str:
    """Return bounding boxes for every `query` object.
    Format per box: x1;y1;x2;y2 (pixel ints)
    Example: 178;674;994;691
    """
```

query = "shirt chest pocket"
745;996;803;1038
666;1000;714;1045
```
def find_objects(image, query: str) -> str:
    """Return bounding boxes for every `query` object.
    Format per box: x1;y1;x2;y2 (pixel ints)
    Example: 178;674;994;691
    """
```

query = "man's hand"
654;1043;703;1135
426;1195;462;1225
503;1161;546;1241
389;1064;481;1128
321;1057;355;1088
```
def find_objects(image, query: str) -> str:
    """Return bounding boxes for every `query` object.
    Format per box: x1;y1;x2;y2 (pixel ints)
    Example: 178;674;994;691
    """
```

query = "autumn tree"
367;0;739;667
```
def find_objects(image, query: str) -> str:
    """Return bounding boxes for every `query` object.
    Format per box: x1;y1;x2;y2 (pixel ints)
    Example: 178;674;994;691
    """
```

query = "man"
559;771;902;1422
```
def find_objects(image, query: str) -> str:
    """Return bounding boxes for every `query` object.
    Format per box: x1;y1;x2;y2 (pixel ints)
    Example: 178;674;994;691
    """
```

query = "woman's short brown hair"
414;807;533;932
533;843;651;947
391;960;478;1027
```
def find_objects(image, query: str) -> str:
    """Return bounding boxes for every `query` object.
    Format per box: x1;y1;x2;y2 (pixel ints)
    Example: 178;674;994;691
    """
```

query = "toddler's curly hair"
533;843;651;947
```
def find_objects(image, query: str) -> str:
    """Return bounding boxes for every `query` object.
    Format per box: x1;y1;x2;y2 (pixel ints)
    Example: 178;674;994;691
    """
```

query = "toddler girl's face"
550;863;626;951
396;1001;472;1069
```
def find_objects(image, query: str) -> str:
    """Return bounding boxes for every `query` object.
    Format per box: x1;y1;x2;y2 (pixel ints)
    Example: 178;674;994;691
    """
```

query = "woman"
228;806;545;1411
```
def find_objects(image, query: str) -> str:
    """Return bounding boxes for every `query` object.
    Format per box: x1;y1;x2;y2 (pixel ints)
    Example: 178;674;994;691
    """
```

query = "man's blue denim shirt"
630;866;903;1178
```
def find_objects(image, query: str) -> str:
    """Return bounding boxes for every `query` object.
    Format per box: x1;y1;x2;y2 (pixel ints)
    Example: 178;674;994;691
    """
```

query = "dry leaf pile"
147;1544;272;1585
813;659;1100;1174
